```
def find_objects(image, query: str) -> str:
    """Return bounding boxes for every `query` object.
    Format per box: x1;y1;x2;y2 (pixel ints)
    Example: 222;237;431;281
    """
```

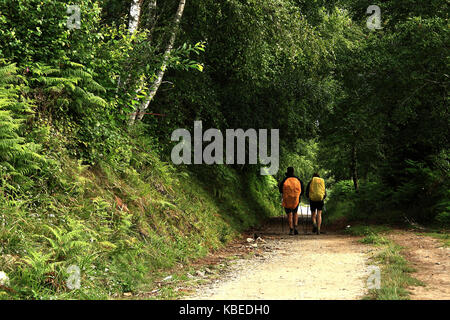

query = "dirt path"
186;216;372;300
388;231;450;300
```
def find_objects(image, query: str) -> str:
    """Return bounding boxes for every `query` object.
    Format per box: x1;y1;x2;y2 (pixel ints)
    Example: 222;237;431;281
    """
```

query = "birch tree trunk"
129;0;186;124
128;0;142;34
117;0;142;94
147;0;158;40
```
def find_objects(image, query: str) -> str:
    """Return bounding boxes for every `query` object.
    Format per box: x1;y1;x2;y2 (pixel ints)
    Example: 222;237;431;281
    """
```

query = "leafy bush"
324;180;357;223
0;0;102;65
435;211;450;225
390;158;450;223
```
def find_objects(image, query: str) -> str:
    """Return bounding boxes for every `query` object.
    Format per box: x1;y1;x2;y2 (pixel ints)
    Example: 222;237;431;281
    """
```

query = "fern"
41;220;95;261
0;64;43;191
32;62;107;117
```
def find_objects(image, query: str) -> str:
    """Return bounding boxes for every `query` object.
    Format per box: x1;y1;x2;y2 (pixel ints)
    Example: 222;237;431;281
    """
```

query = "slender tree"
117;0;143;93
128;0;142;34
130;0;186;124
147;0;158;41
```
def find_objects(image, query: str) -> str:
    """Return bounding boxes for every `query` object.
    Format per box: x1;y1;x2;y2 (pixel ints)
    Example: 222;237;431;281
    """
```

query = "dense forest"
0;0;448;299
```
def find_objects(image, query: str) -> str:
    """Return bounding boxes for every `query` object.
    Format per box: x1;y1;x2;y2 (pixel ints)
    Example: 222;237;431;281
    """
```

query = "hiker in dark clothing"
305;173;327;235
279;167;304;235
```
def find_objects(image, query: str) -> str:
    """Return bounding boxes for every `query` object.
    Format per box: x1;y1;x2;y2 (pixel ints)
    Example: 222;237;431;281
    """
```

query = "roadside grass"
365;242;424;300
345;225;423;300
0;131;278;300
344;225;391;237
359;233;391;245
415;231;450;247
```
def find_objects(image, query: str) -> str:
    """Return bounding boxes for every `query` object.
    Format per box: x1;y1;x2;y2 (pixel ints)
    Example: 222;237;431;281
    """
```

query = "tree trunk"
128;0;142;34
351;144;359;192
147;0;158;41
129;0;186;124
118;0;143;94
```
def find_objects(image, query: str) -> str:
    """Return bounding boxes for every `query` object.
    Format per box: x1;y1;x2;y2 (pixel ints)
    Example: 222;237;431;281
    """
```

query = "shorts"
310;200;324;212
284;204;299;214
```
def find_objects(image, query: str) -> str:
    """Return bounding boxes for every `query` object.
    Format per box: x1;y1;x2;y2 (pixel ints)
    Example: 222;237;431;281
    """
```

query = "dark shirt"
279;174;304;197
305;179;327;200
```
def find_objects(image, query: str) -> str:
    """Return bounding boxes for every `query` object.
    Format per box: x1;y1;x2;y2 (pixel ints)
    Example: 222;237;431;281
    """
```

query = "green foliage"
0;0;102;65
278;139;319;183
152;0;342;147
0;0;447;300
30;61;107;119
325;179;405;224
319;0;449;224
359;234;390;245
0;64;43;192
435;212;450;226
0;130;276;299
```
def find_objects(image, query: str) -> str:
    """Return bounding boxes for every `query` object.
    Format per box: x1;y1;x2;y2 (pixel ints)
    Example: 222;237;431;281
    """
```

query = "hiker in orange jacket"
279;167;304;235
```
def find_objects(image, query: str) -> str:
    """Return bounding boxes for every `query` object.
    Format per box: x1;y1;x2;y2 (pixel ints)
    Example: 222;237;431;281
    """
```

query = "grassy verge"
0;130;278;300
366;242;424;300
345;225;424;300
416;231;450;247
344;225;391;237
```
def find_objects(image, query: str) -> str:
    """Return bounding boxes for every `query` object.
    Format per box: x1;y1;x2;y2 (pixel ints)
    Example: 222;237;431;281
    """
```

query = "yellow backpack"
282;177;301;209
309;177;325;201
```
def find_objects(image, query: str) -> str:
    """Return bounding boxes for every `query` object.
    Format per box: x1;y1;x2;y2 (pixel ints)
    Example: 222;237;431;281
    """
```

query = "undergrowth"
0;124;278;299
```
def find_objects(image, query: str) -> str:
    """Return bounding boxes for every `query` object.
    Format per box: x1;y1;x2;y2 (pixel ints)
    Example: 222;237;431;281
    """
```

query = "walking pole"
300;205;304;234
281;195;284;234
300;205;305;234
303;206;307;234
307;204;311;234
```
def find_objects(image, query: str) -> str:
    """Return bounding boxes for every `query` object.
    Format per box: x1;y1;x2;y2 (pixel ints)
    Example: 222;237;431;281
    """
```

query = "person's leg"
293;206;299;234
311;203;317;225
293;212;298;228
287;212;293;230
317;210;322;233
311;203;318;233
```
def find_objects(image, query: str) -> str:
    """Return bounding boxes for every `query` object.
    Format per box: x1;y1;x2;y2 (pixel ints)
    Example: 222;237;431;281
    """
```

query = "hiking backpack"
282;177;301;209
309;177;325;201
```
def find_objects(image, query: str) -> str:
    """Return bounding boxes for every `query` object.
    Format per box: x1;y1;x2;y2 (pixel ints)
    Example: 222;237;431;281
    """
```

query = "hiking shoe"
289;229;294;235
317;228;320;235
312;225;317;233
294;229;299;235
